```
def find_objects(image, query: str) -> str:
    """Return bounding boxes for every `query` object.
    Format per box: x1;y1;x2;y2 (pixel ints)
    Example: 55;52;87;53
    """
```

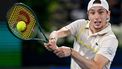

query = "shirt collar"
85;21;111;36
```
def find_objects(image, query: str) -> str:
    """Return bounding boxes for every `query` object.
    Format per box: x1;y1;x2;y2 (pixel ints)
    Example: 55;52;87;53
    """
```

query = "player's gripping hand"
44;39;58;51
53;46;71;58
44;31;58;51
49;31;58;42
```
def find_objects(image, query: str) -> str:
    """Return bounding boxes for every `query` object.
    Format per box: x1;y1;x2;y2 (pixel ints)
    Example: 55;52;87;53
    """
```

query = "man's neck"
90;23;109;34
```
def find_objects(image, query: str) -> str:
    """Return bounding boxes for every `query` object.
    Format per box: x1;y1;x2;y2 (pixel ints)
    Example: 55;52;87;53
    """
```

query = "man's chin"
94;26;102;30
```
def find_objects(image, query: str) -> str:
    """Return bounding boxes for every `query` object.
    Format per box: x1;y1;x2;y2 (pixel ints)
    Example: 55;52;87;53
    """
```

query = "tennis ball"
16;21;26;32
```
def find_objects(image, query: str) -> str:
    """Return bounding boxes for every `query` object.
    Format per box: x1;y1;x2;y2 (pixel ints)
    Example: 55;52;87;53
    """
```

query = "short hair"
93;0;101;4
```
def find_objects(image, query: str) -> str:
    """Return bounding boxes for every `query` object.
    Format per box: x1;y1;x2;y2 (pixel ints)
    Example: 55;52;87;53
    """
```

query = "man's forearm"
70;49;99;69
56;27;70;38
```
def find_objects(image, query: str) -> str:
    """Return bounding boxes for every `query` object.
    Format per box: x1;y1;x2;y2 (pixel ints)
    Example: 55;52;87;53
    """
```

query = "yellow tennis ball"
16;21;26;32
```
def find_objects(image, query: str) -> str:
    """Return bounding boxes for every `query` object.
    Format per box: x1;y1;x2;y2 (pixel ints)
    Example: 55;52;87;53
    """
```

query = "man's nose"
94;13;100;19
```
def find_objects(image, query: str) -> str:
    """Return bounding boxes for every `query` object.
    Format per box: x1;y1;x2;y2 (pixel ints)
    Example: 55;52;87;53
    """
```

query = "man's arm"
44;27;71;51
70;48;109;69
53;47;109;69
53;46;109;69
49;27;71;40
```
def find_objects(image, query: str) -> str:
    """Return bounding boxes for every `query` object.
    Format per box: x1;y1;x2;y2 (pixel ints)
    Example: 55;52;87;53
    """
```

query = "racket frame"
7;3;48;43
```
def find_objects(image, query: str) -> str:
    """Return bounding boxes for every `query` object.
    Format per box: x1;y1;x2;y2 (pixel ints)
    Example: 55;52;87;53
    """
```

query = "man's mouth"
94;21;101;26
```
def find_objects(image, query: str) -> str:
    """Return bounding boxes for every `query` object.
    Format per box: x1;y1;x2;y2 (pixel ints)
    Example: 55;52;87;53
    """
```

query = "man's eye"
90;12;95;15
98;11;104;14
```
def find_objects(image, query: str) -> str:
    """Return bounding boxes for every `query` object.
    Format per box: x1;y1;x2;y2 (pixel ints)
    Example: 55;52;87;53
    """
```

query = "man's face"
88;6;110;31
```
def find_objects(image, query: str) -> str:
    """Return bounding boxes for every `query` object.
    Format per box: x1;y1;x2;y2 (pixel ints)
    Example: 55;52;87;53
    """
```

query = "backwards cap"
87;0;109;11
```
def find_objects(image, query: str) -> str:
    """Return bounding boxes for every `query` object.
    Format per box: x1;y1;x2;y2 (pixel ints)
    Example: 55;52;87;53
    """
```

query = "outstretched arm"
49;27;71;41
45;27;71;51
70;48;109;69
54;47;109;69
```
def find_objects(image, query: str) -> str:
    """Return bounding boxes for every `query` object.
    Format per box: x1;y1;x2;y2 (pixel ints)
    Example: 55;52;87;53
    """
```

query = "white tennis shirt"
65;19;118;69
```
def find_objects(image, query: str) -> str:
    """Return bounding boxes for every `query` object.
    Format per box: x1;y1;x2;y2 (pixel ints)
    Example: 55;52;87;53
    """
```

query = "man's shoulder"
72;19;88;27
73;19;87;23
101;32;118;43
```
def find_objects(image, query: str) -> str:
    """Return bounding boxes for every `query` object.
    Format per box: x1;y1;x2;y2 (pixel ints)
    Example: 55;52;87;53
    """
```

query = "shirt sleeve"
96;36;118;61
65;19;86;36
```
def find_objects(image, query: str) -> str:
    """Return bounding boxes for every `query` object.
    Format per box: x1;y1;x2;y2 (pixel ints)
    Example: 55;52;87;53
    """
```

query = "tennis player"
45;0;118;69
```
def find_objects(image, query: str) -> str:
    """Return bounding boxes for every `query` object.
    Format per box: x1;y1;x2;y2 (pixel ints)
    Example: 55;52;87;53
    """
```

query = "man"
45;0;118;69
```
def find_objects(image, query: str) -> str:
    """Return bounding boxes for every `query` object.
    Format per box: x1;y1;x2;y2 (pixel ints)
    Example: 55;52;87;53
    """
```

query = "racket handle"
33;38;48;43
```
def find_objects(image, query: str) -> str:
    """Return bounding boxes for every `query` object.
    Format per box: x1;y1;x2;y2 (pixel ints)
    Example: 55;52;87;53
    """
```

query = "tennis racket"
6;3;48;43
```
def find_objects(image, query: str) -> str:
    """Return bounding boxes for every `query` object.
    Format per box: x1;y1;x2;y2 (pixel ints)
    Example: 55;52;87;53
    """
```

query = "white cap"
87;0;109;11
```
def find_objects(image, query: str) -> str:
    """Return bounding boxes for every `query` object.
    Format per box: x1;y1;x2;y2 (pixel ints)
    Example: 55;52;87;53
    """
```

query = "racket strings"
8;4;37;40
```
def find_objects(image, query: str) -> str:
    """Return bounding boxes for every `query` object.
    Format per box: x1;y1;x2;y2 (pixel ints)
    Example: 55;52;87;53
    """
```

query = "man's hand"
44;31;58;51
44;39;58;51
53;46;71;58
49;31;58;42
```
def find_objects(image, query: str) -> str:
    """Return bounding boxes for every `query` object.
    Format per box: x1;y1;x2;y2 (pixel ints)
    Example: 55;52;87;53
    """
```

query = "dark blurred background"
0;0;122;69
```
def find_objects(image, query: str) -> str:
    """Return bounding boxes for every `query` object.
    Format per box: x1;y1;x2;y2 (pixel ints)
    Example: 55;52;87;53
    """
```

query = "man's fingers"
55;51;64;57
53;48;65;58
44;37;58;51
49;38;56;45
53;48;60;53
44;43;54;51
45;46;53;51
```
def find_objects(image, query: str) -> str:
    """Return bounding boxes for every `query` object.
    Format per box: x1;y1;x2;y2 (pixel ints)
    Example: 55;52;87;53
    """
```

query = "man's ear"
107;10;111;17
107;10;111;21
87;12;90;20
